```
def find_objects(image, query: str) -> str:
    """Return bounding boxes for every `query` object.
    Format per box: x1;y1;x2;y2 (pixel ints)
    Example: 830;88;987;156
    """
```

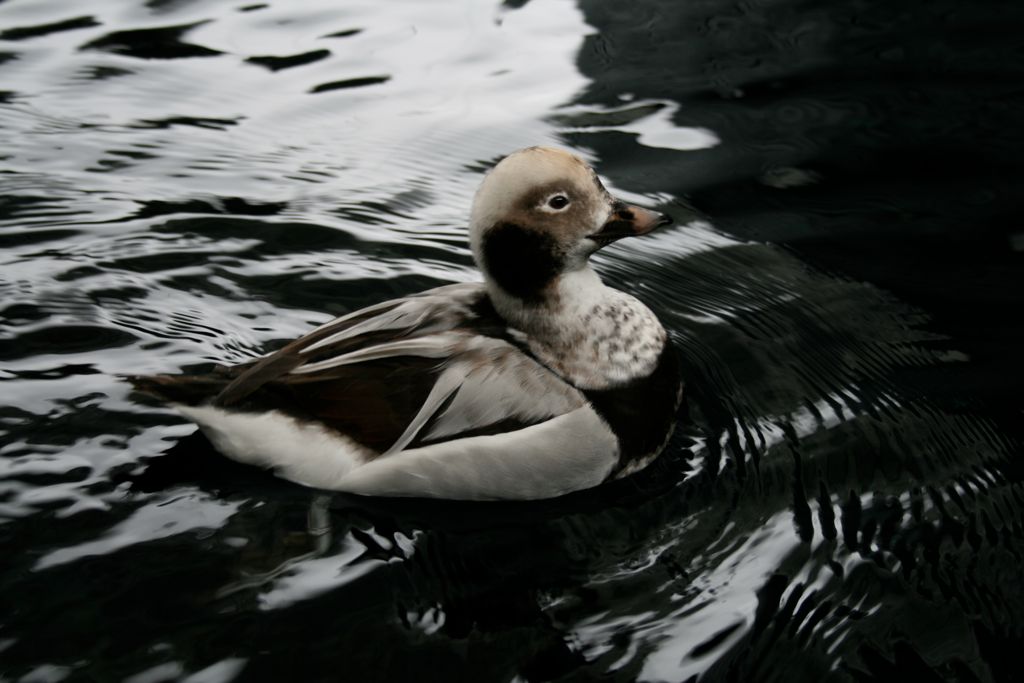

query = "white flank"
177;405;374;484
330;407;619;501
176;404;617;500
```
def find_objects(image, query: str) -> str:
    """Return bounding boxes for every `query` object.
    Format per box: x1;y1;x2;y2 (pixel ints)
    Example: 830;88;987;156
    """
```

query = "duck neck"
486;266;667;390
487;266;603;334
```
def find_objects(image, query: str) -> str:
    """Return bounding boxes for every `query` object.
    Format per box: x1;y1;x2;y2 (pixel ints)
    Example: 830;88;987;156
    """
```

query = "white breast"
524;269;667;389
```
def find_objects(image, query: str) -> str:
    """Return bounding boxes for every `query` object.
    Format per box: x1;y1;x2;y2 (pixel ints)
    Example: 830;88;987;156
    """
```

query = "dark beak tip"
657;213;673;227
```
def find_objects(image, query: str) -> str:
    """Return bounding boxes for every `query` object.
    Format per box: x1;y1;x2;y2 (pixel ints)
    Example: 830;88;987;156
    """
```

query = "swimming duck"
130;147;682;500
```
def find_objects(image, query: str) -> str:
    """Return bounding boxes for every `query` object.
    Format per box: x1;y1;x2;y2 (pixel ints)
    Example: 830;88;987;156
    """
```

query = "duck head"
469;147;672;307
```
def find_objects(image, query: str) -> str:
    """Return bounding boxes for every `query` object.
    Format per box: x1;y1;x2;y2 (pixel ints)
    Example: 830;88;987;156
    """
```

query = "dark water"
2;0;1023;681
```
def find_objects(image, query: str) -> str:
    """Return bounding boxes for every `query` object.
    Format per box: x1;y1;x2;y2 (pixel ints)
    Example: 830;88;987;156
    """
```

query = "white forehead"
469;147;596;229
489;146;591;188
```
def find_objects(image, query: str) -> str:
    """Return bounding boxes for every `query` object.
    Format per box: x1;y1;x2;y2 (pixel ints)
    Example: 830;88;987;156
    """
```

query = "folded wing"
130;283;588;458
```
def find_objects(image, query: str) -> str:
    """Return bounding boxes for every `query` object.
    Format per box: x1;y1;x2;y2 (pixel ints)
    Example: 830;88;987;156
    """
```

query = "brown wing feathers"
127;286;512;452
236;355;447;453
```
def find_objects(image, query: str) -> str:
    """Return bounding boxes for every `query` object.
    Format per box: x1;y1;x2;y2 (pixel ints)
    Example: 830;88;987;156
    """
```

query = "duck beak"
590;201;673;245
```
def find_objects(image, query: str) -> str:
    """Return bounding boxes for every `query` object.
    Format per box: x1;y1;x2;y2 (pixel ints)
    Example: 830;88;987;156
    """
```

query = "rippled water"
2;0;1023;681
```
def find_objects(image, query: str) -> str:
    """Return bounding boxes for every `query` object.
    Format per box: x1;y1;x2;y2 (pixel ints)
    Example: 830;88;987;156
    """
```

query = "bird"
129;146;683;500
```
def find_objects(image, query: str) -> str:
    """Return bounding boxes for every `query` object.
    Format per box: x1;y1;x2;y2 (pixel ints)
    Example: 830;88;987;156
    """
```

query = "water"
2;0;1022;681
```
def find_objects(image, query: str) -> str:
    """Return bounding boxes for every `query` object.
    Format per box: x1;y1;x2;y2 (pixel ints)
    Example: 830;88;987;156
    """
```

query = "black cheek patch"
482;222;562;302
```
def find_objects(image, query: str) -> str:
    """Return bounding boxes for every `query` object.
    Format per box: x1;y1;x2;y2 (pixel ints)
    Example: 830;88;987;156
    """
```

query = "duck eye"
547;194;570;210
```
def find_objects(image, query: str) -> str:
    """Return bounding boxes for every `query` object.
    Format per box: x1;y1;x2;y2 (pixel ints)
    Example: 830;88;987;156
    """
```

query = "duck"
129;146;683;500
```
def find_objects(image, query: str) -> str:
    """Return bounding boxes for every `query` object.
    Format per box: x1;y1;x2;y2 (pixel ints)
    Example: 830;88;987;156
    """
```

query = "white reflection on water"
122;657;246;683
0;0;720;241
255;533;383;611
558;100;721;151
33;492;242;570
565;511;802;682
0;0;595;223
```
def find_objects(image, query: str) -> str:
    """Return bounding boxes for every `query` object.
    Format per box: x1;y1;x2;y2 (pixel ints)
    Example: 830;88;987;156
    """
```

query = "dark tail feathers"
124;372;232;406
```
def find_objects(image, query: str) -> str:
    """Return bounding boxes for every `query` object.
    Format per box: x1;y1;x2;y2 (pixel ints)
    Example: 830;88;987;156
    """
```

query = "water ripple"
1;0;1021;680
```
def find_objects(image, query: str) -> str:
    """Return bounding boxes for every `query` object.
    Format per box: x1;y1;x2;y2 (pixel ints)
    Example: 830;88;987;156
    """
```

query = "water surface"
2;0;1023;681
